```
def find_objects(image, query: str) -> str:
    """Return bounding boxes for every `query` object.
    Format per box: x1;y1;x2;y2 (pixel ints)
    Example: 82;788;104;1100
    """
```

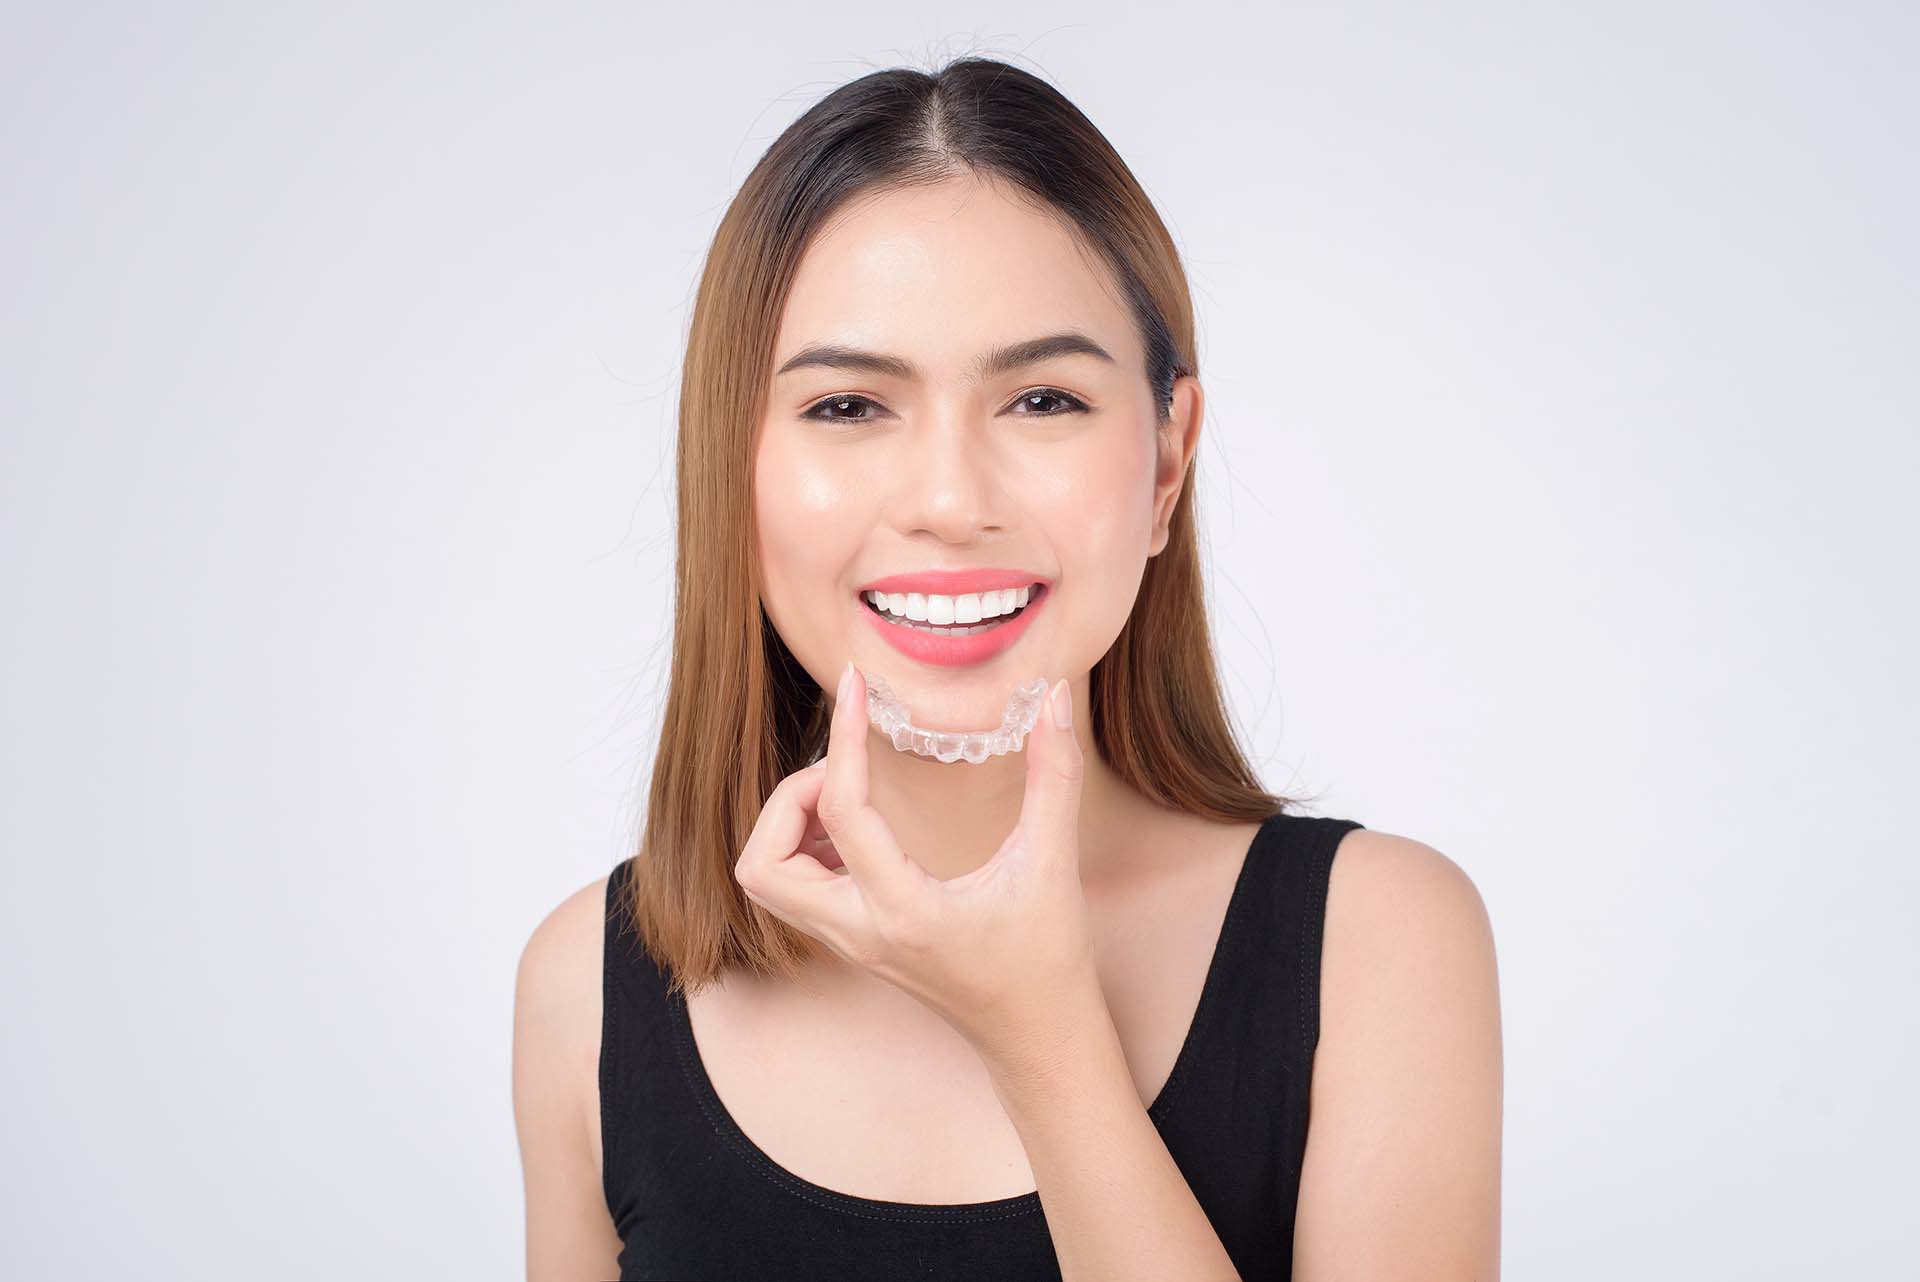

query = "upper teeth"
863;584;1035;625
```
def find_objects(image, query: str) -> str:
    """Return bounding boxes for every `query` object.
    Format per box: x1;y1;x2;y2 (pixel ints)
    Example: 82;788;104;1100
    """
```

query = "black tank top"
600;809;1365;1281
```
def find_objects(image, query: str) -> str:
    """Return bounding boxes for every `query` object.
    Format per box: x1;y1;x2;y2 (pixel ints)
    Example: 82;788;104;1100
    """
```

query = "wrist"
978;964;1122;1102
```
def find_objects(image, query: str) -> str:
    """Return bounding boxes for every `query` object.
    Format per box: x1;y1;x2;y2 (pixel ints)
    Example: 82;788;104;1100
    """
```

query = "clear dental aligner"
862;671;1052;764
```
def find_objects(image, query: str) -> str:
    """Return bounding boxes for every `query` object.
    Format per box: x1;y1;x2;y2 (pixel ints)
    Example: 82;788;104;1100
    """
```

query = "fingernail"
1051;679;1073;730
836;660;853;703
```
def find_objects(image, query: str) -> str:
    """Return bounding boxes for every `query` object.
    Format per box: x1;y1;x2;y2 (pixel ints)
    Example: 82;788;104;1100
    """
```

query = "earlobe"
1150;430;1186;549
1146;378;1202;559
1156;378;1203;486
1145;501;1163;561
1156;420;1181;486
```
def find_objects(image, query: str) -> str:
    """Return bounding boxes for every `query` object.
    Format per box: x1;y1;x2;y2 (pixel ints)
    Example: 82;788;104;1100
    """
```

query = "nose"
888;413;1010;540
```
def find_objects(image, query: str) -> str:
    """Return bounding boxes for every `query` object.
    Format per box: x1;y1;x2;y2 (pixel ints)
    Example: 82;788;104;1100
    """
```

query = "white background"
3;2;1914;1277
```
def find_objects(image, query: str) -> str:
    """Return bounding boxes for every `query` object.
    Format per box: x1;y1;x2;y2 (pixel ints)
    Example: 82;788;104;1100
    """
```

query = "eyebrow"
772;331;1116;384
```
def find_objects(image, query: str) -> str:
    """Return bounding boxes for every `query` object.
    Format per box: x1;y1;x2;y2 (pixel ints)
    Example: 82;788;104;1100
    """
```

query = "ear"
1148;375;1205;559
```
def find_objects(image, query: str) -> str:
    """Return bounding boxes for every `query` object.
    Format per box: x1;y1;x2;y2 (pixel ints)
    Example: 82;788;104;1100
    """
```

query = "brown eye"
1011;388;1090;416
803;395;884;423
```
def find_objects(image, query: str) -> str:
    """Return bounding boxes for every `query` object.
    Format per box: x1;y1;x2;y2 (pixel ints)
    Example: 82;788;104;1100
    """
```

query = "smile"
860;583;1044;635
856;582;1050;667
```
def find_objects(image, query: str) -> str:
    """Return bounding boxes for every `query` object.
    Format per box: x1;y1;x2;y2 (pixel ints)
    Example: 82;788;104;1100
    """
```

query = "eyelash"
800;388;1091;424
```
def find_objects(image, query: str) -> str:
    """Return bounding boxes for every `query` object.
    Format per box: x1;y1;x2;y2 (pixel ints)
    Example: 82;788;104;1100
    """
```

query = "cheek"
757;439;857;529
753;434;866;627
1033;427;1157;552
1029;430;1158;639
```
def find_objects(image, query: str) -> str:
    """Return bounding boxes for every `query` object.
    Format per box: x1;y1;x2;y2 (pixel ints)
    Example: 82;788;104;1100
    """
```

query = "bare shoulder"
513;873;624;1278
1325;827;1495;951
1296;828;1503;1280
1318;826;1500;1065
515;873;613;1073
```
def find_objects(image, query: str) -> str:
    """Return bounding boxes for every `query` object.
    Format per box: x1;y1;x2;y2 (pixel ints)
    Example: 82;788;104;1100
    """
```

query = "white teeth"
862;584;1041;624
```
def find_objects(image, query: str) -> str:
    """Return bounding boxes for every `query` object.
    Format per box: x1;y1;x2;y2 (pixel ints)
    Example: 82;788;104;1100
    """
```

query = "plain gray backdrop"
3;2;1914;1278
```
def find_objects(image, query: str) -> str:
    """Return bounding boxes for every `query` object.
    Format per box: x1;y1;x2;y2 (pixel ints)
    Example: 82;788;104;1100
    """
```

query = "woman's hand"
733;660;1097;1072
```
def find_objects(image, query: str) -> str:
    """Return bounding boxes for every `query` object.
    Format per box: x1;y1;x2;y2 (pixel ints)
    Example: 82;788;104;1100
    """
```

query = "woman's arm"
513;879;624;1282
982;973;1246;1281
1293;831;1505;1281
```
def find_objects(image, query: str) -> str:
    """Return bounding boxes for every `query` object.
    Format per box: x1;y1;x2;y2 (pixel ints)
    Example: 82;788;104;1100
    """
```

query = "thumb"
1016;678;1084;856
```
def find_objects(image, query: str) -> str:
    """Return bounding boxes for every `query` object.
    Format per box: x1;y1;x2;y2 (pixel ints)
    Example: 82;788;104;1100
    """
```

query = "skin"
512;172;1503;1280
750;173;1191;900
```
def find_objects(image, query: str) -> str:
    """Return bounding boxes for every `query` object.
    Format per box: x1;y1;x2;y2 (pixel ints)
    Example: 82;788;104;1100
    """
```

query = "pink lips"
859;580;1049;667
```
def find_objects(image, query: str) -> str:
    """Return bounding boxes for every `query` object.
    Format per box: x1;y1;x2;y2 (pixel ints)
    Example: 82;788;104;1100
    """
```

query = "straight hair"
617;57;1301;996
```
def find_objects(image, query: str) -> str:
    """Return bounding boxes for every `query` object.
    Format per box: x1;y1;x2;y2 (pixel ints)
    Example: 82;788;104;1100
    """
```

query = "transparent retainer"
862;671;1052;764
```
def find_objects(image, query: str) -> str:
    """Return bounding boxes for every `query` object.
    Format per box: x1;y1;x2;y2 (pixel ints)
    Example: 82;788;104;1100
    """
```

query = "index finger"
733;762;833;892
819;662;926;915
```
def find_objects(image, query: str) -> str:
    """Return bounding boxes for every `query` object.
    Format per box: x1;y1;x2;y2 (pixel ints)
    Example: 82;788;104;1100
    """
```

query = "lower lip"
859;585;1049;667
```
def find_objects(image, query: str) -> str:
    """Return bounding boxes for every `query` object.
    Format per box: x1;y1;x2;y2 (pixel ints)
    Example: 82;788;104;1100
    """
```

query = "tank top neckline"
660;810;1295;1222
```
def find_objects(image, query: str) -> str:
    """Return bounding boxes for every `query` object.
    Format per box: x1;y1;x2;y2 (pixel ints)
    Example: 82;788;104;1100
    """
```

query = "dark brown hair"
617;56;1297;996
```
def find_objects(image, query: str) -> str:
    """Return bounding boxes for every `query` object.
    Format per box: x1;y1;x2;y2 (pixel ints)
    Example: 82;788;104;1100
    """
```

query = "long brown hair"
616;56;1299;996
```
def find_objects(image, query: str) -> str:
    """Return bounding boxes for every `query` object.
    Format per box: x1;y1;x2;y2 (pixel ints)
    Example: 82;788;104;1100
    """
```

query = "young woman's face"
753;174;1194;736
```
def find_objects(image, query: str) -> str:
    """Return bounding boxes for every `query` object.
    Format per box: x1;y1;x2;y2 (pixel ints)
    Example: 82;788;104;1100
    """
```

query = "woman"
513;57;1502;1281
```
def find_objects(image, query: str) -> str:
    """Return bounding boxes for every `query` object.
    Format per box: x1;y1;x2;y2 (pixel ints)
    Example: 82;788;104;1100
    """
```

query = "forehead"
774;176;1133;372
